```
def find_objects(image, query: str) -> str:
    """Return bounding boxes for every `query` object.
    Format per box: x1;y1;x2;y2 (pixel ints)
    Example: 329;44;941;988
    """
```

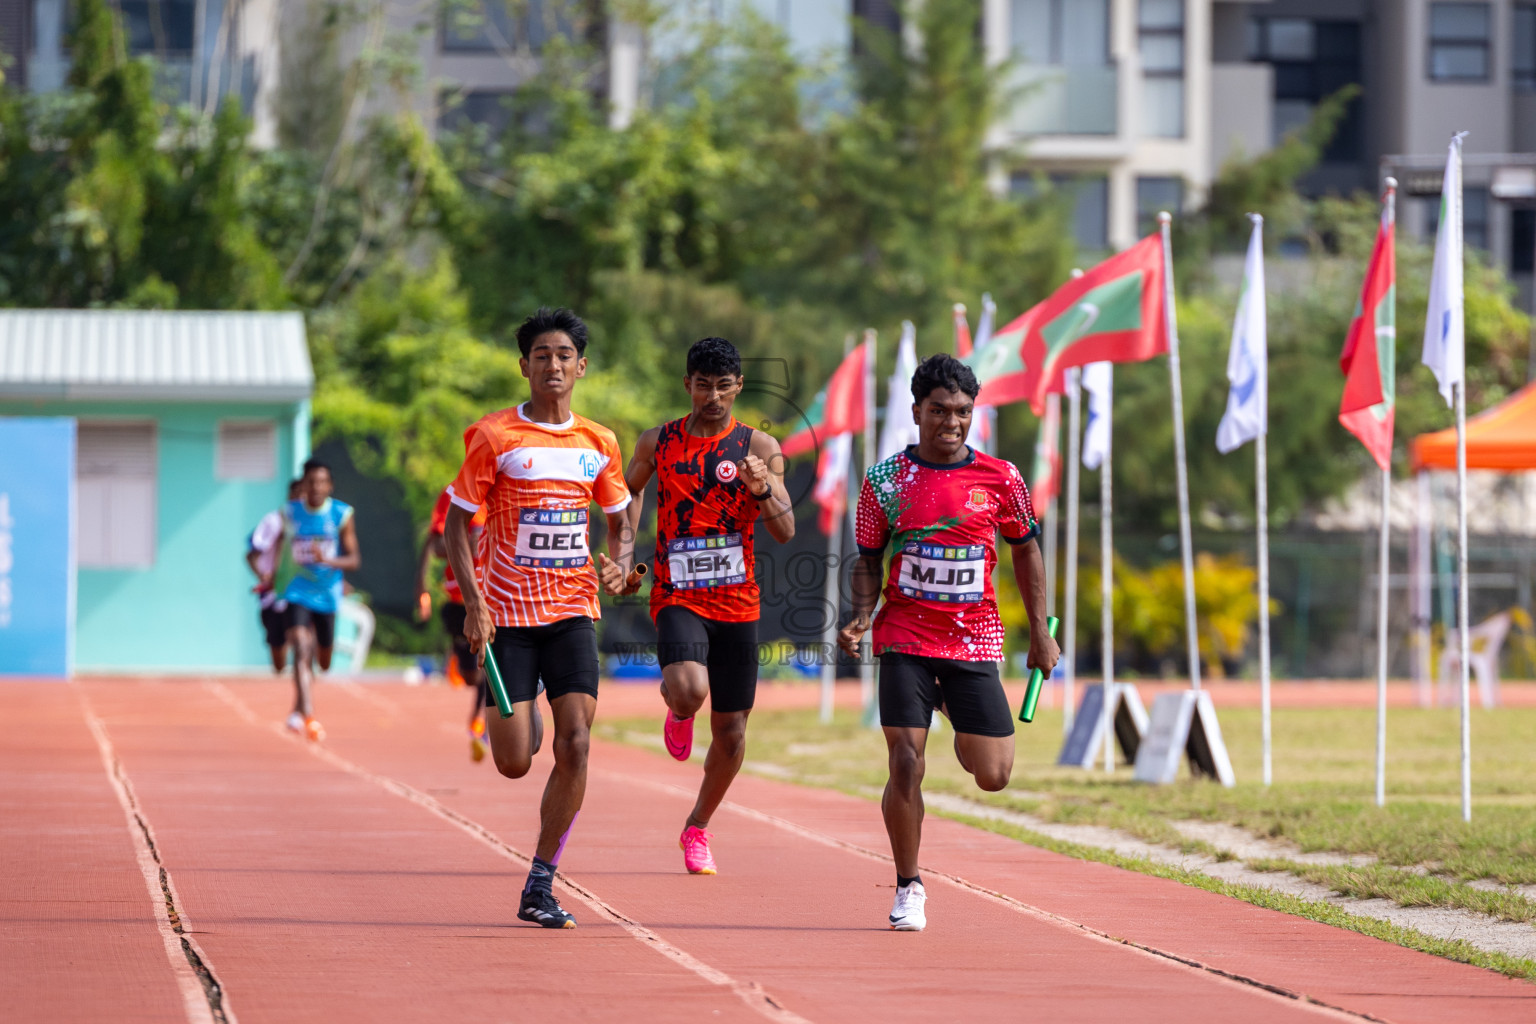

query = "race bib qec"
514;508;589;568
666;533;747;590
897;541;986;603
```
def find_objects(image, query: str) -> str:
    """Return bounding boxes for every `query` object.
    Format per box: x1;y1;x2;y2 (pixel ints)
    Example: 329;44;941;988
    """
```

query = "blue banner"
0;418;75;677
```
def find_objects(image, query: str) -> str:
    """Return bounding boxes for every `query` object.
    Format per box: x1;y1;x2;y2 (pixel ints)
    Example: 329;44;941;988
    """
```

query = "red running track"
4;678;1533;1023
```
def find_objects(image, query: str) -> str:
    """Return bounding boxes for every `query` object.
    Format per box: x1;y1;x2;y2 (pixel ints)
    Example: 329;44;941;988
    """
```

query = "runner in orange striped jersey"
444;308;636;930
623;337;795;875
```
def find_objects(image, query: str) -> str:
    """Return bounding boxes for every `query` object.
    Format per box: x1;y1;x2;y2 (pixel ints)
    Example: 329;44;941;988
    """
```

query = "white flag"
974;293;997;350
1422;132;1468;407
1081;361;1112;470
877;320;921;462
1216;215;1268;453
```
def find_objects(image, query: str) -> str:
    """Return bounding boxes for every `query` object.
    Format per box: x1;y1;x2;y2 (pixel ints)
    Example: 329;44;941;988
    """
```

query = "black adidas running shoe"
518;888;576;929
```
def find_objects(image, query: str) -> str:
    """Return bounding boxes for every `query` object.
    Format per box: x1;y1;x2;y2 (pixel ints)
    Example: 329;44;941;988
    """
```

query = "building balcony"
1006;63;1118;137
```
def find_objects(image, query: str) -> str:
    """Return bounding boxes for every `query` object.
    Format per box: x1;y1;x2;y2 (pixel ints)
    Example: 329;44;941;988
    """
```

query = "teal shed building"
0;310;313;672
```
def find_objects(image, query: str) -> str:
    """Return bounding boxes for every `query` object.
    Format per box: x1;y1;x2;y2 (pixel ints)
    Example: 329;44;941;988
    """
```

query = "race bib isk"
514;508;589;568
666;533;747;590
897;542;986;603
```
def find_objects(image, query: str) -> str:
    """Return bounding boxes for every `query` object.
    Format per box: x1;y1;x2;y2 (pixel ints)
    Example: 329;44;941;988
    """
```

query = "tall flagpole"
820;334;855;724
1375;179;1398;808
861;329;878;718
1042;393;1061;619
1063;369;1082;739
1100;369;1115;773
1062;267;1086;738
1449;144;1472;822
1159;212;1202;691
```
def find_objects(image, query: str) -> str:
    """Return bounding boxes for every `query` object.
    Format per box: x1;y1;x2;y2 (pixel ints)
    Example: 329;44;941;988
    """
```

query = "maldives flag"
1339;194;1396;471
964;233;1166;413
953;303;974;357
782;339;872;459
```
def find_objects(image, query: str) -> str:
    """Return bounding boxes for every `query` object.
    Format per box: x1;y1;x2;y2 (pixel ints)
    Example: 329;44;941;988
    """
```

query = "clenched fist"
738;454;770;497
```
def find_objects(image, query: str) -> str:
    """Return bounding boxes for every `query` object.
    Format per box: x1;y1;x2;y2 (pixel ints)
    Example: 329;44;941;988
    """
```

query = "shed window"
77;423;157;569
217;421;277;481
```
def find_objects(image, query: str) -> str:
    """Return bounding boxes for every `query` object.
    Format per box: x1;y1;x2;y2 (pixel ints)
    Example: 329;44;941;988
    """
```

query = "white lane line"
77;688;236;1024
204;681;810;1024
601;770;1381;1024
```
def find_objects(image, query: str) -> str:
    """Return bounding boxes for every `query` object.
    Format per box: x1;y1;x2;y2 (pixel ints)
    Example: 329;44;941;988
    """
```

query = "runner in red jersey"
623;337;794;875
839;353;1058;932
444;308;635;930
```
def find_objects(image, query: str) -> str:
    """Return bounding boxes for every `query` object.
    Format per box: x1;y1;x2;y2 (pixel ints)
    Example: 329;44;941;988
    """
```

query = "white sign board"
1132;690;1235;786
1057;684;1148;769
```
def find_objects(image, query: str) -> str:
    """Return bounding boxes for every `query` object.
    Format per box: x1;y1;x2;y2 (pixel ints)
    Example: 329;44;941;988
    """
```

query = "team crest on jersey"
964;487;991;512
715;460;738;484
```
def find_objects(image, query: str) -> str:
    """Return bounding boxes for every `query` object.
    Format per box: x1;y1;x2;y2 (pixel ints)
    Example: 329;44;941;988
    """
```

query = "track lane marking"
600;769;1384;1024
205;681;810;1024
77;686;237;1024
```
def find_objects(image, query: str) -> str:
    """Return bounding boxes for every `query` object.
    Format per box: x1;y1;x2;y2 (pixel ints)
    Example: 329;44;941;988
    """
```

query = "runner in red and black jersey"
623;337;794;875
839;353;1059;932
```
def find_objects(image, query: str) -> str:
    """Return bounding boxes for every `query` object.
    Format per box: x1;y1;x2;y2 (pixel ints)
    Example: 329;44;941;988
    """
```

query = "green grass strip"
1244;859;1536;924
935;808;1536;983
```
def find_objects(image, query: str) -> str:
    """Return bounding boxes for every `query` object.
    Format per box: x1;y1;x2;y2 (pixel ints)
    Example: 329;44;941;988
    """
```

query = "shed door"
76;423;157;568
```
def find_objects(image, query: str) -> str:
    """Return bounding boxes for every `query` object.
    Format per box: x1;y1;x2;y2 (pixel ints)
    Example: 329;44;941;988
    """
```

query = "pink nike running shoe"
663;710;694;761
679;825;717;875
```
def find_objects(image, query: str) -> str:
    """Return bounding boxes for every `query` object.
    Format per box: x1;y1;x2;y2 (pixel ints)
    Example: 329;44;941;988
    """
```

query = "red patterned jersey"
447;405;630;628
855;446;1040;661
429;489;488;603
649;416;760;623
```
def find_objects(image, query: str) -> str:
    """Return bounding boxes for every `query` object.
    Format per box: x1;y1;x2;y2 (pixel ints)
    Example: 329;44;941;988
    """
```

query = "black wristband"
751;487;774;501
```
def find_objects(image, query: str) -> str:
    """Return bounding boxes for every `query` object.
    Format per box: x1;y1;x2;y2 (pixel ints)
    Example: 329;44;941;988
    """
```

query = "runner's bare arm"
244;547;268;586
445;503;493;656
596;509;637;596
837;553;883;658
744;431;795;543
324;516;362;572
622;426;660;542
412;529;443;621
1010;538;1060;674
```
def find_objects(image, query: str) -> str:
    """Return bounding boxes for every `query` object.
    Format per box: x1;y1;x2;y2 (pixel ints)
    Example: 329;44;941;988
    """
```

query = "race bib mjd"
896;541;986;603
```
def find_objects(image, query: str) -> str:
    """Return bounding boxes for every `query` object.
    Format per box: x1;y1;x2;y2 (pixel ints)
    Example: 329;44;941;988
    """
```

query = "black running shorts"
438;602;479;679
878;652;1014;737
287;603;336;650
260;606;289;649
485;616;599;706
655;605;759;714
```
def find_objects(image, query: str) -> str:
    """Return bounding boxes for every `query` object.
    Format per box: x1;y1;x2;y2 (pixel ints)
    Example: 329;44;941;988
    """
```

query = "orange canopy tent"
1410;380;1536;473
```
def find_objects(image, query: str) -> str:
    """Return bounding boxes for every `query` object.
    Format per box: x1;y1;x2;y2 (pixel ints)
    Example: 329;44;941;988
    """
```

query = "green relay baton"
484;644;514;720
1018;615;1061;724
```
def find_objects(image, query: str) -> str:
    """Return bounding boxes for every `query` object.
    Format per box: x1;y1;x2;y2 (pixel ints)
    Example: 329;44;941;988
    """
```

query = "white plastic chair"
329;598;376;676
1438;611;1512;709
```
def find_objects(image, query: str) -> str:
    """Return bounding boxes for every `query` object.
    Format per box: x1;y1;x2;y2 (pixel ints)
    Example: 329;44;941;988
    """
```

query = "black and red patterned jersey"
855;445;1040;661
650;416;760;623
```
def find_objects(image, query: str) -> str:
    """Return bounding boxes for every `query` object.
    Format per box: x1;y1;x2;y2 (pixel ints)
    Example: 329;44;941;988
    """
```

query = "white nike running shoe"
889;881;927;931
285;712;305;734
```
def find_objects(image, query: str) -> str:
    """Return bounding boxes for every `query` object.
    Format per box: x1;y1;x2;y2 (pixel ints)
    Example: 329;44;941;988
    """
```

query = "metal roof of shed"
0;310;313;402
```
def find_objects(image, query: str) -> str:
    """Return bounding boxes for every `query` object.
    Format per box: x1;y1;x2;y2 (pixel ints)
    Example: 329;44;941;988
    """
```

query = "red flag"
953;304;973;357
782;341;870;458
1339;193;1397;470
813;433;852;535
1029;393;1061;505
964;234;1166;413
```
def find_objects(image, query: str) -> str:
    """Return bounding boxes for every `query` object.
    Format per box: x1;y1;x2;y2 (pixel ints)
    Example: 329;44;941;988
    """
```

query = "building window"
1428;2;1491;82
77;423;157;569
216;422;276;481
1138;0;1185;138
117;1;197;57
1248;17;1363;161
441;1;556;54
1010;0;1110;67
1136;176;1183;237
852;0;901;57
1512;209;1535;274
1011;172;1109;252
1516;4;1536;92
438;89;521;141
1463;186;1490;251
